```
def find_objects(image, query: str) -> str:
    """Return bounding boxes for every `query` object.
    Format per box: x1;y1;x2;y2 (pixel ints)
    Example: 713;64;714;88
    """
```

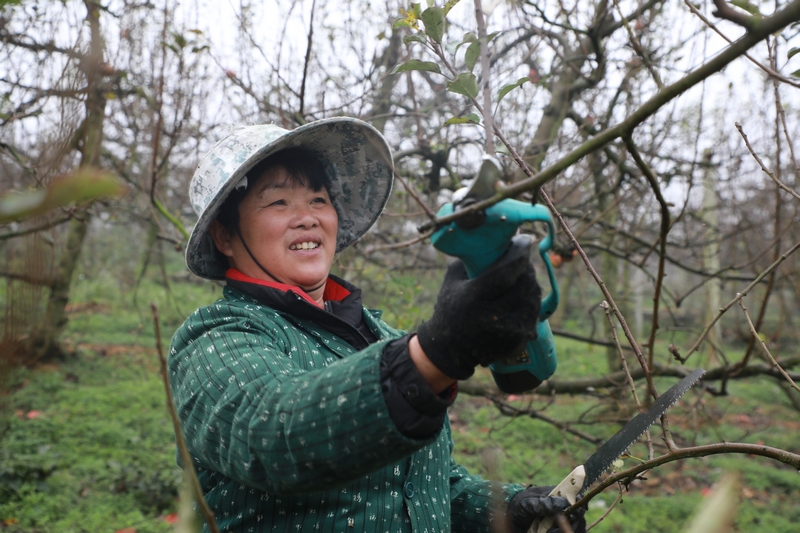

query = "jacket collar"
224;268;377;350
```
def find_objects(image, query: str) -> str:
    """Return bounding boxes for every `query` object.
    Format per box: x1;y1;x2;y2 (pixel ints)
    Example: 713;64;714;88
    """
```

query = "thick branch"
573;443;800;510
418;0;800;232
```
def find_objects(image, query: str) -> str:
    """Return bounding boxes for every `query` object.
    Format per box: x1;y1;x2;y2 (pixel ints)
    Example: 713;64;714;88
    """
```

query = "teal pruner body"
430;159;560;393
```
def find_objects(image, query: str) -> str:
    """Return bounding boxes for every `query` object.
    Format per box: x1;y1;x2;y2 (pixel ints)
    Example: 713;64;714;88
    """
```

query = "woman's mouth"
289;241;320;250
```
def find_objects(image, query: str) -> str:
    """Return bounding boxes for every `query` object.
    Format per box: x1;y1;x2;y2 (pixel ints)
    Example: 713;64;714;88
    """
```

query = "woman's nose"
290;205;319;228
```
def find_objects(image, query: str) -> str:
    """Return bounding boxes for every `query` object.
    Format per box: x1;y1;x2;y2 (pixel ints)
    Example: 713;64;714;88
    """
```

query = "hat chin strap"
235;227;326;295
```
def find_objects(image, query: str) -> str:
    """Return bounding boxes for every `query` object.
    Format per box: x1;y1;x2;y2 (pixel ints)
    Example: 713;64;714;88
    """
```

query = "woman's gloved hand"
507;485;587;533
416;236;542;380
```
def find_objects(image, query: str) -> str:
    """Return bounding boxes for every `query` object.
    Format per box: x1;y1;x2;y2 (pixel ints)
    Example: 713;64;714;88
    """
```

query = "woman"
170;118;586;533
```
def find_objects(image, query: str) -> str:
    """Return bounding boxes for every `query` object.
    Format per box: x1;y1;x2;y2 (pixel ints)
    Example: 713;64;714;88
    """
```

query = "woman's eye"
268;199;287;207
312;197;328;204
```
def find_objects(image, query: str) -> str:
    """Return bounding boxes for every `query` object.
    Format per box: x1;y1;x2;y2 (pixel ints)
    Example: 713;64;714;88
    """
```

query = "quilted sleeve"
168;300;437;496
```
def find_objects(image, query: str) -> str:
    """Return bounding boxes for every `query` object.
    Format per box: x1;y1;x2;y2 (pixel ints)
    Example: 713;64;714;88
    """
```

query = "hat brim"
185;118;394;280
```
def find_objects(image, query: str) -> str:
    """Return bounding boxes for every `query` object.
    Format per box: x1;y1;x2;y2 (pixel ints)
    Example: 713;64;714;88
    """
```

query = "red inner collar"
226;268;351;307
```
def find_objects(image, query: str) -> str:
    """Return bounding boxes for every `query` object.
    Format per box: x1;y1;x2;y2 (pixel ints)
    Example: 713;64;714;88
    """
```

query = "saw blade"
579;368;706;495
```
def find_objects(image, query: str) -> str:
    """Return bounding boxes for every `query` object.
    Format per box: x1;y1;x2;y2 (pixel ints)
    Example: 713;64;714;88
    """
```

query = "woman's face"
211;165;338;298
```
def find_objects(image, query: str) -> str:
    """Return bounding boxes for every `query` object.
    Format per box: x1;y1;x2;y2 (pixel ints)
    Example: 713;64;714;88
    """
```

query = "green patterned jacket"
169;283;522;532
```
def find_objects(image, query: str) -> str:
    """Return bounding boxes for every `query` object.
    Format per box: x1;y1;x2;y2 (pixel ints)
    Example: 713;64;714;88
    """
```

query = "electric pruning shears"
430;156;560;393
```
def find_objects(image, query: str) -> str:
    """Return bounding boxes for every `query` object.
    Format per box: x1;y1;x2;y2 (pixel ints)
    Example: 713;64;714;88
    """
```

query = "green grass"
2;255;799;532
0;350;178;532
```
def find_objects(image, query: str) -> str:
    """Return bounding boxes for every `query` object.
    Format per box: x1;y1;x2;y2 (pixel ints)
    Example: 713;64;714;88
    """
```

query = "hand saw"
530;368;706;533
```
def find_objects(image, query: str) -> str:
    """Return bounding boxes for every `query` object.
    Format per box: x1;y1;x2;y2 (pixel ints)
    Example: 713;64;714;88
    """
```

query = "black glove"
507;485;587;533
416;235;542;380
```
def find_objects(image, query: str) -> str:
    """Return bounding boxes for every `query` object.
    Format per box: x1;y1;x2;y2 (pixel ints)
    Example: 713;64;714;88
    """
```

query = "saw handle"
528;465;585;533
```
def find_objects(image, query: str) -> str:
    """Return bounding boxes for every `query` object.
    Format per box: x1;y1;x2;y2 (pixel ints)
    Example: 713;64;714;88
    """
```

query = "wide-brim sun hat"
186;117;394;280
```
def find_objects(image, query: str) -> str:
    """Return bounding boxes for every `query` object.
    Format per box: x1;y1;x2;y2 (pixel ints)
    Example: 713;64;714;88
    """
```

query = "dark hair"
215;147;331;234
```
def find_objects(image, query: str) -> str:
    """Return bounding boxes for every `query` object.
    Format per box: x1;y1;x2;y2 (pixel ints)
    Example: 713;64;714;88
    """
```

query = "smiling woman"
168;117;582;533
208;148;339;304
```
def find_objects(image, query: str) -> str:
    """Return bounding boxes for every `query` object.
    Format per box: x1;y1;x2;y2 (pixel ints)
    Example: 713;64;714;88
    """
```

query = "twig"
731;60;784;374
474;0;494;155
150;303;220;533
586;487;623;531
298;0;316;118
600;301;654;459
735;122;800;203
490;397;603;445
551;327;633;351
683;0;800;89
623;136;670;371
0;216;71;240
392;169;437;219
680;239;800;362
540;188;660;403
363;230;434;255
458;359;800;397
149;3;168;205
611;0;664;89
738;298;800;392
153;197;190;241
711;0;757;30
417;0;800;233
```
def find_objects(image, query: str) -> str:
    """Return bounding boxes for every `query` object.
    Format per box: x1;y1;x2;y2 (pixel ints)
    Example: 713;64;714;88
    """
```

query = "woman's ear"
209;219;235;258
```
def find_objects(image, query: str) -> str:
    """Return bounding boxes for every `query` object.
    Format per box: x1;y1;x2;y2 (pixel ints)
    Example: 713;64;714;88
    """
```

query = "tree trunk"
33;0;107;359
701;151;721;364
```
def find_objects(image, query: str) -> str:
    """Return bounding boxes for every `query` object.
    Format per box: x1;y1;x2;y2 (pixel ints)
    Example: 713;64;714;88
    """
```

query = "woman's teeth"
290;242;320;250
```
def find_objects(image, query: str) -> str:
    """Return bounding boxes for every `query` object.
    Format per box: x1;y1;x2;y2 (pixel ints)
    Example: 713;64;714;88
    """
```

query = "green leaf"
0;169;125;224
731;0;761;15
391;60;442;75
444;113;481;125
446;72;479;98
420;7;445;44
443;0;461;15
464;32;499;71
445;32;476;55
445;39;462;55
791;69;800;78
496;142;511;156
403;34;428;46
393;19;413;29
172;32;187;49
789;47;800;60
465;40;480;71
496;77;529;102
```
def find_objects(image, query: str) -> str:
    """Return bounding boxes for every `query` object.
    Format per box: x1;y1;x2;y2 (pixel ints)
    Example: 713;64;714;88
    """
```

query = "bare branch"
738;299;800;392
679;240;800;362
735;122;800;203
